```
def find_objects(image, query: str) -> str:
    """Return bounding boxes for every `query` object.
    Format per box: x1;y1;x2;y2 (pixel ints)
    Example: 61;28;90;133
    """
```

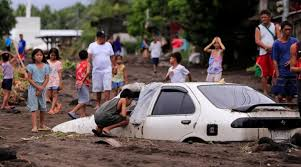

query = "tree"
0;0;16;38
14;4;26;16
127;0;259;68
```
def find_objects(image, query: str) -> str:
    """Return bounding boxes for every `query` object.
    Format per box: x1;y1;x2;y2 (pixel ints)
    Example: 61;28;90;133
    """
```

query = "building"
10;0;82;50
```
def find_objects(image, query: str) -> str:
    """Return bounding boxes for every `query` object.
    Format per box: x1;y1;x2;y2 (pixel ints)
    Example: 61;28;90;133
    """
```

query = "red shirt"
296;59;301;80
76;60;90;86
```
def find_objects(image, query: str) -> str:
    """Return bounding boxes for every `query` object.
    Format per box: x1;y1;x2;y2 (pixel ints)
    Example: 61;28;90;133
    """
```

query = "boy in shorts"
68;50;91;119
149;35;162;74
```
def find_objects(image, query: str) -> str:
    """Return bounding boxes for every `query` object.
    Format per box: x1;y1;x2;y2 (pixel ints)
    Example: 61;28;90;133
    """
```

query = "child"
149;35;162;74
203;37;225;82
0;52;17;110
27;49;50;132
141;35;149;63
46;48;62;114
68;50;91;119
112;56;128;96
165;52;192;83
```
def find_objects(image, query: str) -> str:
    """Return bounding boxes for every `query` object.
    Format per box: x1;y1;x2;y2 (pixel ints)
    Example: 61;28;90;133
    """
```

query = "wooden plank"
95;138;122;147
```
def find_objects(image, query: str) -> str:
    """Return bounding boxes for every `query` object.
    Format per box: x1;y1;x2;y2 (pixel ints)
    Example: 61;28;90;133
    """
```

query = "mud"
0;55;300;167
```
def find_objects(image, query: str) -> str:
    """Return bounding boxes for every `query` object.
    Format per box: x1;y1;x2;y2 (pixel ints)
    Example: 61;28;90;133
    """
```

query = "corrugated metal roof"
36;30;82;38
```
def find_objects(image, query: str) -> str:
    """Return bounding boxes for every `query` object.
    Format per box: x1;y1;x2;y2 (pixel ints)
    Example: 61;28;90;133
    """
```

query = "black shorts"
152;58;159;65
2;79;13;91
5;46;11;52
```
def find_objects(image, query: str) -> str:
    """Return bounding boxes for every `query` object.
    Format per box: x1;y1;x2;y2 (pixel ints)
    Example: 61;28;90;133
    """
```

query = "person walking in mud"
88;31;114;109
149;35;162;74
141;35;150;63
18;34;26;62
255;10;280;95
290;37;301;116
272;21;298;103
92;89;134;137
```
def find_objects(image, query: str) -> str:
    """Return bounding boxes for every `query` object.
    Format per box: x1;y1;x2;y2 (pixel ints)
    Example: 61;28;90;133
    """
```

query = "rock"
0;147;17;161
254;137;288;152
291;133;301;147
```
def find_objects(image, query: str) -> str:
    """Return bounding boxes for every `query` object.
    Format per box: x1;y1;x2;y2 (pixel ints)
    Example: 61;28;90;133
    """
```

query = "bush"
63;60;76;70
123;42;140;55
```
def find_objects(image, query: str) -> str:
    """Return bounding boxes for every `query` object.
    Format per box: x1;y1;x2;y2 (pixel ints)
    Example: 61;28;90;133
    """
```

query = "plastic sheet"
130;82;163;125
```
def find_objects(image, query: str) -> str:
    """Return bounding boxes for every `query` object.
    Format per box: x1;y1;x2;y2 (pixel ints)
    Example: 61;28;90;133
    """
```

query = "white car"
53;82;301;142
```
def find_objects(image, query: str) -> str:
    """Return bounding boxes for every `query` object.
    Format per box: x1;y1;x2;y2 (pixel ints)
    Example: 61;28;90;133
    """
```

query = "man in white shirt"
165;52;192;83
149;36;162;74
88;31;114;108
255;10;280;95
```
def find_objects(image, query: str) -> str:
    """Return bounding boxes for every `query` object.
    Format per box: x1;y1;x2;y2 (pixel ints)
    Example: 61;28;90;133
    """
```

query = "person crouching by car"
92;89;133;137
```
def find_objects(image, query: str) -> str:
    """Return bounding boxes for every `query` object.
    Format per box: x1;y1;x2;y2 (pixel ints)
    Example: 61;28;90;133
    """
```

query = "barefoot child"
68;50;91;119
27;49;50;132
92;89;133;137
46;48;62;114
203;37;226;82
0;52;17;111
165;52;192;83
112;56;128;96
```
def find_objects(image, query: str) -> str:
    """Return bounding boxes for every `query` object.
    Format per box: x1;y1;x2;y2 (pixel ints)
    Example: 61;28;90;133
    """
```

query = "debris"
0;147;17;161
291;133;301;147
95;138;122;147
21;136;41;141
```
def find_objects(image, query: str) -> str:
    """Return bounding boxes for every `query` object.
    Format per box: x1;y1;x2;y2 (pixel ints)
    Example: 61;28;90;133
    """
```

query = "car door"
142;85;201;141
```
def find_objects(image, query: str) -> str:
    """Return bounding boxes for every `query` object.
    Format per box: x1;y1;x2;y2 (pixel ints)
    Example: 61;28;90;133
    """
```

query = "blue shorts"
78;85;90;104
48;86;60;90
272;77;297;96
2;79;13;91
152;58;159;65
112;81;124;90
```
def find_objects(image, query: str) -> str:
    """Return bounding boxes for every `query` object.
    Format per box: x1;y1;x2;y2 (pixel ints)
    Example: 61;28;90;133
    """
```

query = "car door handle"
181;120;191;125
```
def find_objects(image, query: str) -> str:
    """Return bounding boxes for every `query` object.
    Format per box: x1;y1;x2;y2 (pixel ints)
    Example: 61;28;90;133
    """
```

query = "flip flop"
38;126;51;131
101;130;112;137
31;128;38;133
68;112;79;119
48;109;56;115
92;129;103;137
11;109;21;114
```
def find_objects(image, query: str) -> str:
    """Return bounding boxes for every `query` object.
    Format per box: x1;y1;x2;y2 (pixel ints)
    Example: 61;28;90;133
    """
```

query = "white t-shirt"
167;64;190;83
149;41;162;58
88;42;114;73
258;23;276;55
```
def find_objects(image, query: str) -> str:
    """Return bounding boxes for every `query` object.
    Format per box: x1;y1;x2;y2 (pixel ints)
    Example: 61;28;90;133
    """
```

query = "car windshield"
197;85;275;109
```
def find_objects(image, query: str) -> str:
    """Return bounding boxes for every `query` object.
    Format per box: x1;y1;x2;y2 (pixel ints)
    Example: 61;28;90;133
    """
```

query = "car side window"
152;89;195;115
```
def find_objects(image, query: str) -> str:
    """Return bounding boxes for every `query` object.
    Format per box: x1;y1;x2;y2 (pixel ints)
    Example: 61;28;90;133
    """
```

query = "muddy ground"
0;55;301;167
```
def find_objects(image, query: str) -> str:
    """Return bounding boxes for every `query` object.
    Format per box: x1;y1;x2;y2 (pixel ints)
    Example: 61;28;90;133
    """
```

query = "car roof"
162;82;237;87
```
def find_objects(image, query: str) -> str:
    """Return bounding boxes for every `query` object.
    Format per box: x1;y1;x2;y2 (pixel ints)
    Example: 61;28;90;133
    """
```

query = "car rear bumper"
231;117;301;129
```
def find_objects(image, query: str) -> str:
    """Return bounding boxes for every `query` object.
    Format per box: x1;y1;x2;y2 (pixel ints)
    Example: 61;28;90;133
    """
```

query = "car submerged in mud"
53;82;301;142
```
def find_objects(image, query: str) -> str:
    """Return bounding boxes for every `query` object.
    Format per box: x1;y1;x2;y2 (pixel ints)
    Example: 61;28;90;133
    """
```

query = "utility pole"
282;0;289;21
26;0;31;18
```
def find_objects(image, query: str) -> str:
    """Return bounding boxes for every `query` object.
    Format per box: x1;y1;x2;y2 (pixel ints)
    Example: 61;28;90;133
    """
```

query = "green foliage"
127;0;259;67
14;4;26;16
80;0;129;44
0;0;16;38
63;60;76;71
123;41;140;54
